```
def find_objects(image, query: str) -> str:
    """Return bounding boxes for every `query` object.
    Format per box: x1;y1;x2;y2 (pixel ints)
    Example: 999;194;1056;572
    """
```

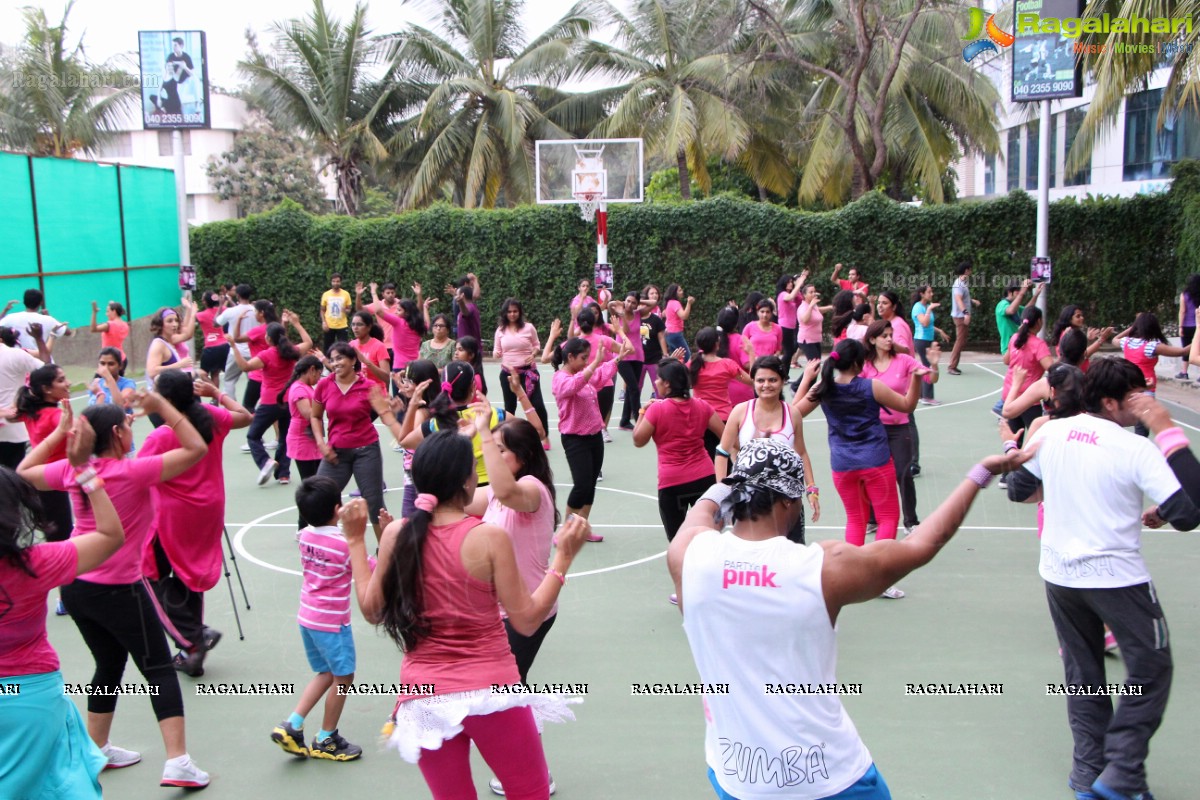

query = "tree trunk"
757;184;768;202
677;151;692;200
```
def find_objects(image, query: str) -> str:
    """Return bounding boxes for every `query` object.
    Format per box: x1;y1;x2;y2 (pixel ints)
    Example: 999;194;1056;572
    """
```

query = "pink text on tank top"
722;564;779;589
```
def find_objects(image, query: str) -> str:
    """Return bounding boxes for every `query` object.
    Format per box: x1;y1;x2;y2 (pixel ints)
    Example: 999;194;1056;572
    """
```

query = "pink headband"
414;493;437;513
830;351;840;361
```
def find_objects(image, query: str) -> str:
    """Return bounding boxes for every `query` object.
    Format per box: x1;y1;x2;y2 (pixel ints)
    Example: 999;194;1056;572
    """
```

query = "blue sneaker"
1091;780;1154;800
1070;782;1100;800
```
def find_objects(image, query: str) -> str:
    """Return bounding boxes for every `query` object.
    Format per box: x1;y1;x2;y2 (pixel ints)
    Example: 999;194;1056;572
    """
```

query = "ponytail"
15;365;61;420
688;327;719;387
808;338;864;403
1013;306;1043;351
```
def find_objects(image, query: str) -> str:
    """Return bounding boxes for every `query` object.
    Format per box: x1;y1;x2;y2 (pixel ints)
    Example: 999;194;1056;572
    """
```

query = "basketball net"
575;192;603;223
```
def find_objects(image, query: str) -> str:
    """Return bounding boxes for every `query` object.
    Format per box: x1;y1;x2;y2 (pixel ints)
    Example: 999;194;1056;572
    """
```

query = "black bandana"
719;439;806;519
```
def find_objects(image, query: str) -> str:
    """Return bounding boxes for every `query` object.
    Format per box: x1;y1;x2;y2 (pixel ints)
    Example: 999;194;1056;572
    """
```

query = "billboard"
138;30;210;129
1011;0;1084;102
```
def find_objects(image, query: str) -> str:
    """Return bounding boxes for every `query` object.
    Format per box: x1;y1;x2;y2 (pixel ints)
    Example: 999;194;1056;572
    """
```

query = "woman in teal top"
909;285;949;403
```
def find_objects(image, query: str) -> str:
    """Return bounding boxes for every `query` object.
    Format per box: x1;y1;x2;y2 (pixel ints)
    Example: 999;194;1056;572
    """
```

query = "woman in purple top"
1178;273;1200;380
793;339;926;598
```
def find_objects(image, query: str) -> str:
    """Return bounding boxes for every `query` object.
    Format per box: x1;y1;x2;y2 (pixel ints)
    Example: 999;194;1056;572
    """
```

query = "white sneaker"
240;443;251;453
601;429;613;443
101;741;141;770
257;459;277;486
264;440;277;450
596;470;604;482
160;754;209;788
881;586;906;599
489;775;556;796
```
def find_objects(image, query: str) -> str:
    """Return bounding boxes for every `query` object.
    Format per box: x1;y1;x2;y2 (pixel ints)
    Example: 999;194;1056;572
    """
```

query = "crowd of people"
1;265;1198;800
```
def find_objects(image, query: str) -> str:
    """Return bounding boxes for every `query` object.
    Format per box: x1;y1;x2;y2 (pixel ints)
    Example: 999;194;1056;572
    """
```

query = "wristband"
966;463;994;489
805;485;820;496
714;446;730;459
1156;427;1189;456
216;392;226;403
1003;440;1019;454
546;568;566;586
74;466;104;494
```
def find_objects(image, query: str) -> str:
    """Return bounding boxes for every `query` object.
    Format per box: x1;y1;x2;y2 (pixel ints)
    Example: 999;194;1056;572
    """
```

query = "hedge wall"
190;188;1181;347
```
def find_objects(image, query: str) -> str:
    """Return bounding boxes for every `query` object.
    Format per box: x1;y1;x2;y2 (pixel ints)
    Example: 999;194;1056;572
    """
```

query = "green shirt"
995;299;1023;354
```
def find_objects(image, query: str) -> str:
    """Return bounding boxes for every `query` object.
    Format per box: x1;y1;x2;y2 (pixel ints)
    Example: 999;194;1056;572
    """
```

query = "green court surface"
50;358;1200;799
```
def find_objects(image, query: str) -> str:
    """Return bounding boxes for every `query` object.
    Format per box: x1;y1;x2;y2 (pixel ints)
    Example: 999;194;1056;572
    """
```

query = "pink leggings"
832;461;900;546
418;706;549;800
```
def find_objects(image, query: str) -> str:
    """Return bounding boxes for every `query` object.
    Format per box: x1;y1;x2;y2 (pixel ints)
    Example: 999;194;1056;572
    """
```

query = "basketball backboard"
535;139;644;204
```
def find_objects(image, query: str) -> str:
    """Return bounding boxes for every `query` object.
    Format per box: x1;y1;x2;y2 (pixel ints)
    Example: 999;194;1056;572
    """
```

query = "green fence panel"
32;158;124;274
43;272;128;330
121;166;180;268
0;154;39;278
128;267;181;320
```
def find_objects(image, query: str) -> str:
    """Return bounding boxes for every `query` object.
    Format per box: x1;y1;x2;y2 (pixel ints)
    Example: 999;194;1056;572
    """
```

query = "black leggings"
503;614;556;686
499;366;549;433
597;383;615;422
797;341;822;363
295;459;321;527
61;578;186;719
561;432;604;508
38;489;73;543
658;475;716;541
618;360;644;427
885;423;919;528
914;339;935;400
781;327;798;377
150;538;205;652
243;377;262;414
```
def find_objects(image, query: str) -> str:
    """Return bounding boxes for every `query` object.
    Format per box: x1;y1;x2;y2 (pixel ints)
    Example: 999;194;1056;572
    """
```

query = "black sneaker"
172;649;205;678
909;464;921;478
271;721;308;758
309;729;362;761
202;626;222;652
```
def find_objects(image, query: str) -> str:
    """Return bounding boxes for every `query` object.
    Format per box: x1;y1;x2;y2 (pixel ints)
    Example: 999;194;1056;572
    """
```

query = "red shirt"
645;398;716;489
692;358;743;421
313;373;379;449
351;337;390;388
196;308;224;348
258;347;297;405
246;323;268;382
25;406;66;462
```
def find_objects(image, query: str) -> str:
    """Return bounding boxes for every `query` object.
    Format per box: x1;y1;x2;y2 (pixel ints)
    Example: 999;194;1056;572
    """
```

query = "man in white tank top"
669;439;1028;799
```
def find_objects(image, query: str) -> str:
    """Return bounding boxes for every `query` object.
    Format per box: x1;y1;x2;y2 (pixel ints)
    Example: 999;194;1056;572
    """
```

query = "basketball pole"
595;201;608;266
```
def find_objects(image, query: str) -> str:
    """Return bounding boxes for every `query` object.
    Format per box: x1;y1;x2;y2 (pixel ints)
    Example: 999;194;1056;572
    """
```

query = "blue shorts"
300;624;356;676
708;763;890;800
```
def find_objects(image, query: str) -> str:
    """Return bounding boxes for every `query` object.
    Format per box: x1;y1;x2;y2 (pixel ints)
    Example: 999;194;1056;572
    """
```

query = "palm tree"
385;0;605;209
747;0;1000;203
0;2;137;158
239;0;402;215
581;0;785;199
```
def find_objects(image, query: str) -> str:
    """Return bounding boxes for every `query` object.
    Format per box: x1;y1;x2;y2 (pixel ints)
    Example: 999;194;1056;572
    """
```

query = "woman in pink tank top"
346;429;591;800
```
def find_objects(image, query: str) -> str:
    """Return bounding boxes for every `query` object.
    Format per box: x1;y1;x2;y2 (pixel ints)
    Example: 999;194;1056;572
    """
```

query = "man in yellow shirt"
320;273;352;351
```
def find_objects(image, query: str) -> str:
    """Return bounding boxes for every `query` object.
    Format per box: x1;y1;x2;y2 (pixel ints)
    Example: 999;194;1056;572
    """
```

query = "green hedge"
191;188;1181;347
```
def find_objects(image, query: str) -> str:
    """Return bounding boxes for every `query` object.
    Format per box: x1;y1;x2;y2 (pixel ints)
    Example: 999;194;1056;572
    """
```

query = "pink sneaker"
542;440;551;451
586;532;604;542
1104;629;1118;654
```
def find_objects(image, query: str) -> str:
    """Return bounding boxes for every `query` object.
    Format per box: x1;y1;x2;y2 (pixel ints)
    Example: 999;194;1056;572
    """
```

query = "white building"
956;21;1187;200
87;92;336;223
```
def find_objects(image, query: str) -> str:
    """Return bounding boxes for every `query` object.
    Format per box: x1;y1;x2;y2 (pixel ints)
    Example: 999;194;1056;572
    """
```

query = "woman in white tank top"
716;356;819;541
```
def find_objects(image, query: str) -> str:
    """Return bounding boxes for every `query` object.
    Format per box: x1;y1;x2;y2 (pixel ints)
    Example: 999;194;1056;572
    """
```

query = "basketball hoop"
575;192;603;223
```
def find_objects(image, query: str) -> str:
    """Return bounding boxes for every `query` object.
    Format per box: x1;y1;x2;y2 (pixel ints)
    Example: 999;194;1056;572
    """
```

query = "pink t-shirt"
258;346;297;405
245;323;268;382
693;358;743;421
797;301;823;344
375;308;422;367
287;381;322;461
861;354;925;426
1002;333;1052;399
618;311;645;362
25;406;66;462
582;331;618;365
483;476;557;618
726;334;755;405
313;373;379;449
665;299;685;333
139;406;233;592
493;323;541;371
350;336;390;388
0;541;77;676
297;525;353;632
741;322;783;358
102;318;130;353
366;300;396;344
44;456;165;585
777;291;799;328
888;316;913;353
196;308;224;348
644;398;716;489
552;360;620;435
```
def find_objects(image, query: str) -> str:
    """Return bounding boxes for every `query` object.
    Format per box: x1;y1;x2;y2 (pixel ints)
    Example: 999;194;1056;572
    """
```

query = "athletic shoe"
997;478;1008;490
309;729;362;761
1090;780;1154;800
101;741;141;769
601;429;613;443
489;775;557;796
881;586;906;599
55;599;67;616
257;459;277;486
618;423;635;431
910;464;921;477
1071;782;1101;800
349;488;362;498
865;523;878;536
947;367;962;376
668;593;678;605
1175;372;1190;381
202;626;222;653
392;443;404;453
903;525;915;536
919;398;941;406
597;470;604;482
1104;629;1119;654
240;443;251;453
160;754;209;788
542;440;551;451
271;721;309;758
173;649;205;677
265;440;278;450
587;532;605;543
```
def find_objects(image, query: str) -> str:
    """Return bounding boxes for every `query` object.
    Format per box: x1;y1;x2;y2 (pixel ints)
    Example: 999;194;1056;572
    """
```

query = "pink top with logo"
741;321;783;358
665;299;685;333
287;381;322;461
44;456;165;585
313;373;379;449
398;517;520;700
693;358;743;421
552;360;621;435
483;477;557;619
375;308;422;367
493;323;541;371
196;308;224;348
797;301;823;344
351;336;390;388
860;354;926;426
1002;333;1052;398
777;291;799;328
139;406;234;592
645;397;716;489
0;541;77;676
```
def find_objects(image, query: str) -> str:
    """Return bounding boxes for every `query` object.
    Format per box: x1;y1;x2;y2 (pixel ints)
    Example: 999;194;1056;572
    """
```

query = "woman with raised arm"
345;430;590;799
776;270;807;378
373;284;427;377
663;283;695;360
349;309;391;389
494;298;549;446
90;299;130;357
229;311;313;487
194;291;228;387
15;365;75;558
17;392;211;789
145;299;197;400
687;327;751;457
794;338;926;598
0;410;124;800
718;355;819;544
611;290;647;431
